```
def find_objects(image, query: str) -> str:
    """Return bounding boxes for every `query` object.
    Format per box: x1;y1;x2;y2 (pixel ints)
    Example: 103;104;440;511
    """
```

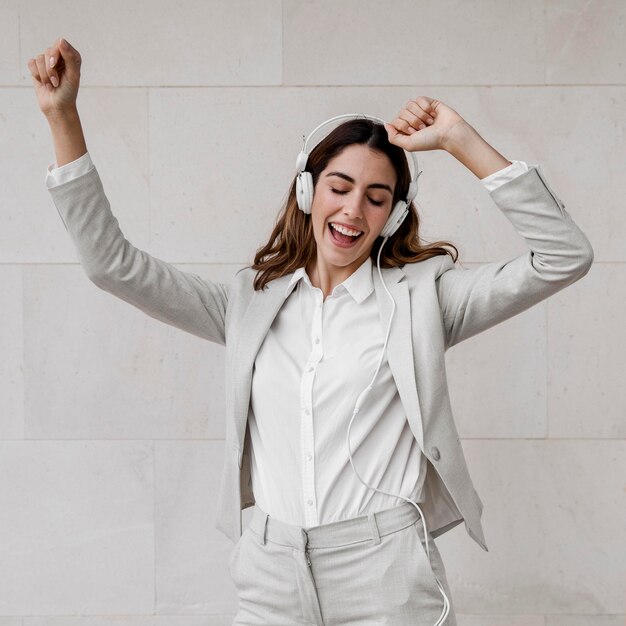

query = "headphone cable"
344;235;451;625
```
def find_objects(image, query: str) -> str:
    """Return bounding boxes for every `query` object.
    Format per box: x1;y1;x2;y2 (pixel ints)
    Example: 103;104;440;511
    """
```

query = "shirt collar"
285;256;374;304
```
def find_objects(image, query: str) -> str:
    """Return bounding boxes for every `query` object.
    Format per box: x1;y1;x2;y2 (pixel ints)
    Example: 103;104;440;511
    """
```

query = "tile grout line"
153;440;157;613
5;437;624;442
542;0;548;87
2;260;622;267
17;4;22;80
544;300;550;439
6;83;626;89
18;0;26;448
281;0;284;86
148;88;151;251
21;265;26;441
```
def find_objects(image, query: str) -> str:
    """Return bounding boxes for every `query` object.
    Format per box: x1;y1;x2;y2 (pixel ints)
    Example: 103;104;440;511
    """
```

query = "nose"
341;191;365;221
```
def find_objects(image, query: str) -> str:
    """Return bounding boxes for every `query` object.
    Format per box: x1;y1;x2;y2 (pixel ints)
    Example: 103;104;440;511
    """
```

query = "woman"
29;37;593;625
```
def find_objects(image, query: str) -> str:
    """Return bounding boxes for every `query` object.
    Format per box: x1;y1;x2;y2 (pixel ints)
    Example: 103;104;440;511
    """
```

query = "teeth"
330;222;362;237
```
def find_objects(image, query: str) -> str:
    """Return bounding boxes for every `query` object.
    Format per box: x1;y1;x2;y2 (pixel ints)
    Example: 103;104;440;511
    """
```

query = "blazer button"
431;446;441;461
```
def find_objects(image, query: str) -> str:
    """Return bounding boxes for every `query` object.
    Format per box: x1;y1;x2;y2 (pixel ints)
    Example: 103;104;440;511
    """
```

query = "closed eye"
330;188;385;206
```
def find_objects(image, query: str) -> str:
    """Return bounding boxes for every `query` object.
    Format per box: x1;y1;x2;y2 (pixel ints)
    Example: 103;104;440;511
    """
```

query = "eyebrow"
325;171;393;195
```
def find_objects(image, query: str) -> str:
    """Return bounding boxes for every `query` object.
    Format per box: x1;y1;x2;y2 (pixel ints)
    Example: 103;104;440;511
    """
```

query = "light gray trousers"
228;500;457;625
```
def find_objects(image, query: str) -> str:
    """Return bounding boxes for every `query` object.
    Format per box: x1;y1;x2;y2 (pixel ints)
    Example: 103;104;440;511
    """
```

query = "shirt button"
304;408;310;415
306;454;312;461
307;499;313;506
307;366;314;372
314;337;320;344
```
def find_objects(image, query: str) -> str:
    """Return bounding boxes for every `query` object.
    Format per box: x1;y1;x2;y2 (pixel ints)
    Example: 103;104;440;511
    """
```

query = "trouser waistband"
249;500;422;550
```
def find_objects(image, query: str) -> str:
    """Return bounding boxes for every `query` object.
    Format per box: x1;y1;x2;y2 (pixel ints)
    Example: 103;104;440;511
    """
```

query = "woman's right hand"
27;37;82;119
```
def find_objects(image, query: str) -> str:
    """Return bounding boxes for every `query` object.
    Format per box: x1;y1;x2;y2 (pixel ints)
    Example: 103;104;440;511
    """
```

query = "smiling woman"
250;117;459;294
33;40;594;623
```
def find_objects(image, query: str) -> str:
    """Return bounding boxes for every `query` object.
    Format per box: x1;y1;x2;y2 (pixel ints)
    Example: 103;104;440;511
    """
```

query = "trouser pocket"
411;518;457;624
228;527;248;581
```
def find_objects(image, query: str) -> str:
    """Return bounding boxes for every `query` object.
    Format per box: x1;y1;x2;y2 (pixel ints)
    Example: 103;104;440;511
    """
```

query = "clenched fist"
27;37;82;118
384;96;469;153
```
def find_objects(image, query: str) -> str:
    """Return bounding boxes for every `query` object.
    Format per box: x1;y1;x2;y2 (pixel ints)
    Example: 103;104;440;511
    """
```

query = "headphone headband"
295;113;422;205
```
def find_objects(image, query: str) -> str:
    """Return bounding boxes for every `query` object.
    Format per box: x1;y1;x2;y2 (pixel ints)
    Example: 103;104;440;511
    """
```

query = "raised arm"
28;37;229;345
385;96;594;349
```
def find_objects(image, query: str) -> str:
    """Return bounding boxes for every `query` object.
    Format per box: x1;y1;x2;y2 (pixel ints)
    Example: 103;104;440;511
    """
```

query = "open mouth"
328;222;364;247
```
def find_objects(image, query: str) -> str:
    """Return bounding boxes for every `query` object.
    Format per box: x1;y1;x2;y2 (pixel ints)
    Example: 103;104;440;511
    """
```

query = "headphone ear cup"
296;172;314;214
380;200;409;238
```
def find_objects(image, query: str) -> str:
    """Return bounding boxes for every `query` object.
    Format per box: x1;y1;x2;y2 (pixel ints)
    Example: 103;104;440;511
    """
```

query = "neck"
306;254;368;300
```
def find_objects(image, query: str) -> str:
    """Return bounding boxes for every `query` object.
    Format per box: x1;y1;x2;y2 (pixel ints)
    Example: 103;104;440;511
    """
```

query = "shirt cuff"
480;160;529;192
46;151;94;188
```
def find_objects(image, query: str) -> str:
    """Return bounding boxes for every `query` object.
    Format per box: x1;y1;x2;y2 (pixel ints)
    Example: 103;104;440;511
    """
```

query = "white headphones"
295;113;422;239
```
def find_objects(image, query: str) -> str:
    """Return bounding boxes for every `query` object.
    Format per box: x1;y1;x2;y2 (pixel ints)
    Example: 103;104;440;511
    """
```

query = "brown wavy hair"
249;118;459;291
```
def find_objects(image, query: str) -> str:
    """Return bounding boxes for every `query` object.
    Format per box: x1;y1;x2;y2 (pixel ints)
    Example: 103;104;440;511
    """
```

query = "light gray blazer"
48;164;594;552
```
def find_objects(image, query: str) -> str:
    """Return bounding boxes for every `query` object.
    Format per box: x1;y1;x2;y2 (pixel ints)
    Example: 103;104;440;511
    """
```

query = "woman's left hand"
384;96;468;153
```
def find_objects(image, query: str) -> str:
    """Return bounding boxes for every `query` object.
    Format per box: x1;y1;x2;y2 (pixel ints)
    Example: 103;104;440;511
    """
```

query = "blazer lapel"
372;266;425;451
232;273;293;449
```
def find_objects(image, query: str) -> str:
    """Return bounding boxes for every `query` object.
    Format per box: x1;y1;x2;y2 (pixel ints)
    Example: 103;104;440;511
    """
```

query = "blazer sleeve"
48;165;229;345
436;164;594;350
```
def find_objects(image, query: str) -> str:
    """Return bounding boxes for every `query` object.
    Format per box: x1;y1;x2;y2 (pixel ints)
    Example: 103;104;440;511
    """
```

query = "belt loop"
368;512;381;545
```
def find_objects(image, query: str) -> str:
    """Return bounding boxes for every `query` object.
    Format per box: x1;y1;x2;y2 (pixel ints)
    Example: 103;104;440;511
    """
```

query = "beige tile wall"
3;0;623;622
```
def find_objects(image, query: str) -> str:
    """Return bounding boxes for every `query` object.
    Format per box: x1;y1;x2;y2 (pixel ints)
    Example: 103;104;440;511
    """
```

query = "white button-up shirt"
250;255;430;527
46;151;528;528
